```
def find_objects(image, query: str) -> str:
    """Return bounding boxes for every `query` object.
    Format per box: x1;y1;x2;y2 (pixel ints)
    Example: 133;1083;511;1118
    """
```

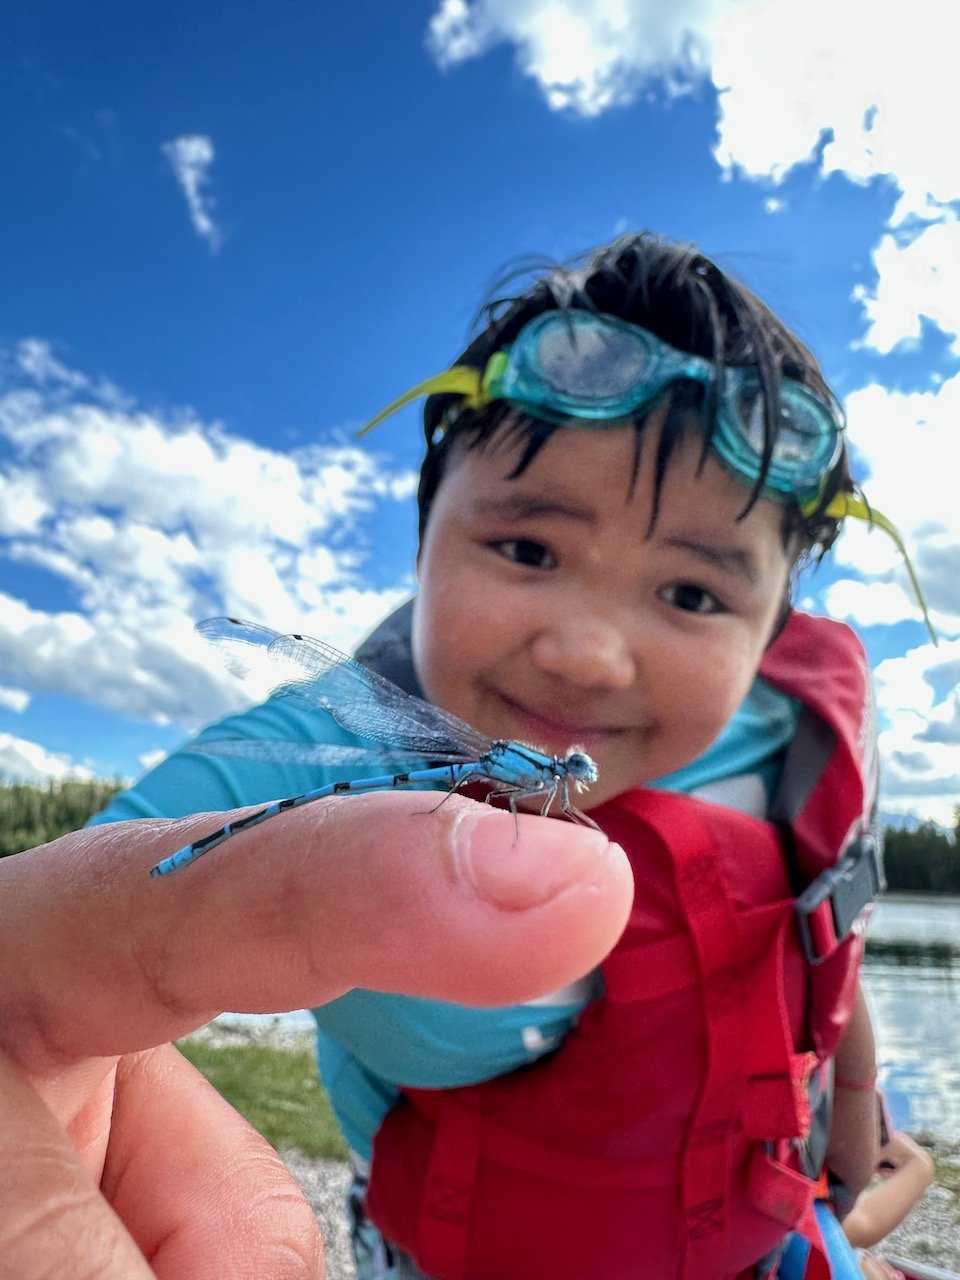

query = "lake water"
864;894;960;1140
220;894;960;1140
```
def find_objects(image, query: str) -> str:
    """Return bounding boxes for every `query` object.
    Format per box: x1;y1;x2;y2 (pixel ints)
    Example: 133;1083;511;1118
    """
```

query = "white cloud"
138;748;168;773
710;0;960;354
821;579;920;631
427;0;717;116
872;638;960;825
827;372;960;631
15;337;90;390
425;0;960;352
162;134;223;251
783;355;960;824
0;344;415;737
817;369;960;816
0;685;30;713
0;732;95;785
853;216;960;356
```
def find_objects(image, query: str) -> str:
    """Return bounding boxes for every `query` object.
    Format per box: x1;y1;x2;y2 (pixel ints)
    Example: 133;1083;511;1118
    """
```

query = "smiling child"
93;231;908;1280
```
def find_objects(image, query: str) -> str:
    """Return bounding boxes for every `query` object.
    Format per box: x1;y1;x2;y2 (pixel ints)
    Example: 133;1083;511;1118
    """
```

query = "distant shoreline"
879;890;960;906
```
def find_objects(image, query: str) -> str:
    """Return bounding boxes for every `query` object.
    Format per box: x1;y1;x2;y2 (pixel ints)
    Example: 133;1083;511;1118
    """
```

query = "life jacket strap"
664;803;750;1280
794;830;885;964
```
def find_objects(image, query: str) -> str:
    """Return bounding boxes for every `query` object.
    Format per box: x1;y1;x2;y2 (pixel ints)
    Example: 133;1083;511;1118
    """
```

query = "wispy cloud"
162;134;223;251
0;343;416;744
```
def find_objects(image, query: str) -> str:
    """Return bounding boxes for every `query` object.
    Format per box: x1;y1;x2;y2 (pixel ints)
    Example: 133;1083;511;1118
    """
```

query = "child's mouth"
493;690;626;755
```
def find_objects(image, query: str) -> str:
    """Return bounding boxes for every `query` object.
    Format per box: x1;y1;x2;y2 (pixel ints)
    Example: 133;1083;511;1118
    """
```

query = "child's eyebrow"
468;493;598;524
661;536;760;585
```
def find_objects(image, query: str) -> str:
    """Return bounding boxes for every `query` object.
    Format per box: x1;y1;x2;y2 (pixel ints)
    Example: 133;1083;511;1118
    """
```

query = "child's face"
412;409;794;809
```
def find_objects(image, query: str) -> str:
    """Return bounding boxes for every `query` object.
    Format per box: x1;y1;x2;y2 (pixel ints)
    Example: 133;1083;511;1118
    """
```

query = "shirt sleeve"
87;692;362;825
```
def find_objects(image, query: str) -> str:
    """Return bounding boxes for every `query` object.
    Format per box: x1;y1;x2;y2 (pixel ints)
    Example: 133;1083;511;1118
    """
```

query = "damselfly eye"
565;751;599;782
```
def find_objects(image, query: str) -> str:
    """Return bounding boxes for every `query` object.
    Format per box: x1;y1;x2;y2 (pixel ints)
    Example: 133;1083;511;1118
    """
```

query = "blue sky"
1;1;958;823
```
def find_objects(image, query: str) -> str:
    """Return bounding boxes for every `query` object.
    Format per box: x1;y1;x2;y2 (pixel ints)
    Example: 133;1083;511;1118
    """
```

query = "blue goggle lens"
529;317;650;405
722;375;841;497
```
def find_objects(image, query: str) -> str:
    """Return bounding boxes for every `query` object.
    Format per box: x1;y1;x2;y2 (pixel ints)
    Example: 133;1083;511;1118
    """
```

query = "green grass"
932;1153;960;1191
177;1039;349;1159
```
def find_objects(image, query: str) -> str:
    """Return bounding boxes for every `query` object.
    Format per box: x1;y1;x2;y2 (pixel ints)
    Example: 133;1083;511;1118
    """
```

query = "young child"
93;232;909;1279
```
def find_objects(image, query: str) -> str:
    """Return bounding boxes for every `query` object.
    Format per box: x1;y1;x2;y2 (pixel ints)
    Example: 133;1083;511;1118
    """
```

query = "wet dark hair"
417;232;853;569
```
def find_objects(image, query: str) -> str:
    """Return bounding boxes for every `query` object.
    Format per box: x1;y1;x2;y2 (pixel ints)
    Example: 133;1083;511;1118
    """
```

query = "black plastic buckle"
795;831;885;965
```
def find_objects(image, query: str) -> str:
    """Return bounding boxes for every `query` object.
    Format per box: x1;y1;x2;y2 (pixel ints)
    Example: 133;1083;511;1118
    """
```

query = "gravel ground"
281;1152;357;1280
877;1134;960;1276
281;1140;960;1280
281;1152;357;1279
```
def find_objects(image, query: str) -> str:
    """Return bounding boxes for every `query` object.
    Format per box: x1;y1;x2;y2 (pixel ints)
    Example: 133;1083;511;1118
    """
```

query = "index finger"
0;792;632;1070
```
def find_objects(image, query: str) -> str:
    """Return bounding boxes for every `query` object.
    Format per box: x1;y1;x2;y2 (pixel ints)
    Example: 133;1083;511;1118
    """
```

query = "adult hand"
0;793;632;1279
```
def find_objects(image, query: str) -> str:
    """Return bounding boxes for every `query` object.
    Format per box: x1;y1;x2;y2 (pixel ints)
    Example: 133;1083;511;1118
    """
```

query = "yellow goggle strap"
356;367;485;438
811;492;937;645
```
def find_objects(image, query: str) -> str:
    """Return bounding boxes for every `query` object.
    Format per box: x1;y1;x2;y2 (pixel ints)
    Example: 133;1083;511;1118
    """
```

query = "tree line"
1;780;959;894
882;816;960;894
0;778;122;858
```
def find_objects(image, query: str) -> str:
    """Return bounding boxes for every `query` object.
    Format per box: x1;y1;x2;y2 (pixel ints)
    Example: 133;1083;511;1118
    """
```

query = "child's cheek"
414;572;486;703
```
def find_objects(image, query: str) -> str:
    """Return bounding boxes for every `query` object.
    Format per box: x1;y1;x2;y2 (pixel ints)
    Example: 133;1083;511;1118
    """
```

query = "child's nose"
530;618;636;690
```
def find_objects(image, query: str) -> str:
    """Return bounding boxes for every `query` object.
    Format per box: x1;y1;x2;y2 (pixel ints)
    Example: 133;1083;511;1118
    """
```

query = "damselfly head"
565;749;599;784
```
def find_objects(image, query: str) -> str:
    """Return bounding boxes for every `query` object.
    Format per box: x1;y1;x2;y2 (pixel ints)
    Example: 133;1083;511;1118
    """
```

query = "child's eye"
490;539;557;570
660;583;726;615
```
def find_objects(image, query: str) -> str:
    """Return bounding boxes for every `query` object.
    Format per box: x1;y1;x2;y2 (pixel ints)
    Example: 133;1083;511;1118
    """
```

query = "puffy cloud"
828;371;960;632
821;580;921;632
427;0;718;116
162;135;223;251
710;1;960;207
816;365;960;824
854;217;960;357
871;638;960;825
0;343;415;739
0;732;95;785
0;685;30;713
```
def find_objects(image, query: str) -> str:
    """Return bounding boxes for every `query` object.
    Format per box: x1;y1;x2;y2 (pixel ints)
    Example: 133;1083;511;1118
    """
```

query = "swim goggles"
360;309;935;641
361;310;840;503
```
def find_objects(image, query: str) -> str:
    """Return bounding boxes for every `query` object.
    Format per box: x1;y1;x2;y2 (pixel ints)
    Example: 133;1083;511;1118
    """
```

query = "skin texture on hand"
0;793;633;1280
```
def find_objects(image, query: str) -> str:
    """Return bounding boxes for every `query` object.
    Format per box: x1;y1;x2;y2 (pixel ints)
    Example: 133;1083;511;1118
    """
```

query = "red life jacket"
365;612;881;1280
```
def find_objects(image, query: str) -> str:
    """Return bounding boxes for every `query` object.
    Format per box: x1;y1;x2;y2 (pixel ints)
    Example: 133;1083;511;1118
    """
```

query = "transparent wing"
269;631;493;757
196;617;493;759
196;617;316;685
187;738;469;769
